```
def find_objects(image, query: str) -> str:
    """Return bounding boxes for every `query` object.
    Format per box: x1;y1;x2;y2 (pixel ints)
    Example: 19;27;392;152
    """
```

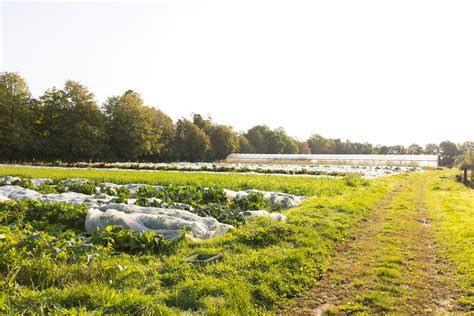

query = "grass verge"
1;166;407;314
426;171;474;310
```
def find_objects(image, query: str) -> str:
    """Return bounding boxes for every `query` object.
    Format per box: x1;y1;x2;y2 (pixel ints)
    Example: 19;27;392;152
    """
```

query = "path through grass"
285;171;473;313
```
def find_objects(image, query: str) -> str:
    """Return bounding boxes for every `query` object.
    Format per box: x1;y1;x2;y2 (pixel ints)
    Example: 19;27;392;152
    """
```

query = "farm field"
2;161;423;179
0;166;472;314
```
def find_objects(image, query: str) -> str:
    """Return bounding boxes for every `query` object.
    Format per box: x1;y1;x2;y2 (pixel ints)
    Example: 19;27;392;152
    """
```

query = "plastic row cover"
85;203;234;240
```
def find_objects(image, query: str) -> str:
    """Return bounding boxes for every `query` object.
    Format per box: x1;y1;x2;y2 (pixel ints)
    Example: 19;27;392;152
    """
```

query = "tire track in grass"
284;173;461;314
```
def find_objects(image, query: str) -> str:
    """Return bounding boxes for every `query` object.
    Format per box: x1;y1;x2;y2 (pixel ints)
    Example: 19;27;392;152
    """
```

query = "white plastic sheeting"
19;161;425;178
224;189;303;209
0;176;21;185
240;210;287;221
40;192;116;207
0;185;116;207
86;204;234;240
0;177;296;240
226;154;438;168
31;178;53;187
102;182;163;195
0;185;43;200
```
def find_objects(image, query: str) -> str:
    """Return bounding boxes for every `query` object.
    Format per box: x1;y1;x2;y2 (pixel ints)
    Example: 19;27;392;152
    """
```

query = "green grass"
0;165;367;197
2;168;472;314
426;172;474;309
0;165;405;314
286;170;473;314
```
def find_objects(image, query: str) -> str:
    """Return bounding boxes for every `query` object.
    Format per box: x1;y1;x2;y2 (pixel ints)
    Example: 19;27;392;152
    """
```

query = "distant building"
226;154;438;168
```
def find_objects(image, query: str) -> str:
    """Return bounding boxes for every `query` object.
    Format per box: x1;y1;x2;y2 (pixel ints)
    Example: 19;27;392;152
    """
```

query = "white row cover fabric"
85;204;234;240
0;185;116;207
101;182;163;195
0;178;295;240
223;189;303;209
240;210;287;221
226;153;438;168
0;185;42;200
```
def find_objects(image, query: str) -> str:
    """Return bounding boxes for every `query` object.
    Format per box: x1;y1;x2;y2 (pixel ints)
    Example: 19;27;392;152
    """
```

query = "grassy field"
286;170;473;313
0;167;472;314
0;165;364;197
426;174;474;309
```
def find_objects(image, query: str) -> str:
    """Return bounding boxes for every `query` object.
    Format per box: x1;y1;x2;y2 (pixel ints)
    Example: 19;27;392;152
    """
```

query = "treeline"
0;72;472;165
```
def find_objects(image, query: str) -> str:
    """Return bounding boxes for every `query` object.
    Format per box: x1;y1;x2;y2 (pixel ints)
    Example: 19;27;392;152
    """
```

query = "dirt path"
284;173;461;314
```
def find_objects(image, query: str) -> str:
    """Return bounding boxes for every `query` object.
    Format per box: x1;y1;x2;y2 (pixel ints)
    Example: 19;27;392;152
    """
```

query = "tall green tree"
439;140;458;167
173;119;210;161
238;134;255;153
387;145;406;155
307;134;331;154
39;81;106;161
153;109;176;161
424;143;439;155
275;128;298;154
245;125;270;153
407;143;423;155
0;72;35;160
192;113;213;132
458;141;474;154
297;141;310;154
208;124;239;160
266;131;286;154
104;90;162;160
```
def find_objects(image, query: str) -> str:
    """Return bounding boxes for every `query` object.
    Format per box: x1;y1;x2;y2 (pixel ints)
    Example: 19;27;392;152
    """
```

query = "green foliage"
173;118;210;161
233;219;295;248
67;181;97;195
0;166;395;314
0;165;350;196
103;90;164;160
208;124;240;160
0;72;35;160
0;200;88;231
0;73;470;163
36;183;58;194
90;226;181;256
11;178;34;189
425;173;474;309
102;185;130;202
38;80;107;161
439;140;459;167
238;134;256;153
232;192;271;211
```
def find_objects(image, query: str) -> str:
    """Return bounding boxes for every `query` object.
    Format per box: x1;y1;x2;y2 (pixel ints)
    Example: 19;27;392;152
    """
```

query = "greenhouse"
226;154;439;168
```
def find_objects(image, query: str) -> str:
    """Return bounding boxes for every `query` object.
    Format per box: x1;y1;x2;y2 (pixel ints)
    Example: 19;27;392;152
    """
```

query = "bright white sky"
1;0;473;146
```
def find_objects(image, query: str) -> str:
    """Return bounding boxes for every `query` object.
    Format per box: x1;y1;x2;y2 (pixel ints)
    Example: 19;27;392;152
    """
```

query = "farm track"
284;173;461;314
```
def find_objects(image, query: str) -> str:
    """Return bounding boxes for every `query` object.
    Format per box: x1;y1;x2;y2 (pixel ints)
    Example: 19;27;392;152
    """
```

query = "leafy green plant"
11;178;34;189
36;183;58;194
232;192;271;211
90;225;181;256
68;182;97;195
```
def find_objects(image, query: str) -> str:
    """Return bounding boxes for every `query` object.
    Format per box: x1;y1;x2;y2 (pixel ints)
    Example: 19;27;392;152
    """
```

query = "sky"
1;0;473;146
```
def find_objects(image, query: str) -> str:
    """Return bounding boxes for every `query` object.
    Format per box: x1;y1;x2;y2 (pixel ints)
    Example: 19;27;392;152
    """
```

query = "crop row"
8;161;422;178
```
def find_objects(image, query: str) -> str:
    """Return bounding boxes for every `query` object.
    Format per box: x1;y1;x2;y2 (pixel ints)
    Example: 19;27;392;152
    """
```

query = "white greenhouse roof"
226;154;438;167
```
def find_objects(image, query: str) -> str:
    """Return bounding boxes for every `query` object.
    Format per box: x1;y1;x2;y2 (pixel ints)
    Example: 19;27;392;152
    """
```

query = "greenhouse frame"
226;154;439;168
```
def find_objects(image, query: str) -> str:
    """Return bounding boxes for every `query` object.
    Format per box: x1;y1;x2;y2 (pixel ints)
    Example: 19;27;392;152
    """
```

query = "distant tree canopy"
104;90;164;160
0;72;34;160
38;81;106;161
173;118;210;162
0;71;470;166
